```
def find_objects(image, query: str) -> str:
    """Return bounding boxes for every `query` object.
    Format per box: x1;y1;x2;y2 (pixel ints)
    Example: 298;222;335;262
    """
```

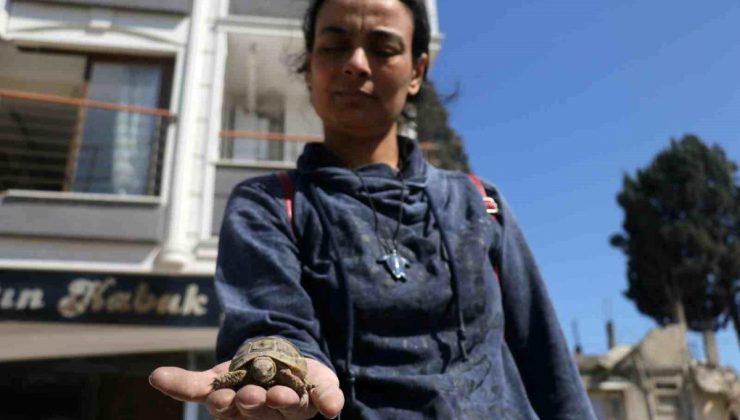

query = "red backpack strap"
467;174;500;219
276;171;296;237
467;173;502;282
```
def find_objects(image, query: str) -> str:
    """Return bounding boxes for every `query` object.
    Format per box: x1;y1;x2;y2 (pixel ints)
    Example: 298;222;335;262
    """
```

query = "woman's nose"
343;47;371;77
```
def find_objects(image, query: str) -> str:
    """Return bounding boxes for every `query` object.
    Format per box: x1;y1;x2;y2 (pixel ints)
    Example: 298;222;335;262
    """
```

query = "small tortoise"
211;336;315;396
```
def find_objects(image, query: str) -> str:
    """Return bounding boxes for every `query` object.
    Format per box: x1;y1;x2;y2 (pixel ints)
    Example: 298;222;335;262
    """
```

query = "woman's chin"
328;119;394;138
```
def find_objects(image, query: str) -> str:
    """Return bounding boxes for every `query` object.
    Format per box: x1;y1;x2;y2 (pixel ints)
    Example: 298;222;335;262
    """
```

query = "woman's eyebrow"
319;25;350;36
318;26;405;44
369;29;405;45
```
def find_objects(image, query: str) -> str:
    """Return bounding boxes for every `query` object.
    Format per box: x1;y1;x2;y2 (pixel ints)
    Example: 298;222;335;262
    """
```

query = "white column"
158;0;210;269
0;0;9;39
198;0;230;241
425;0;440;37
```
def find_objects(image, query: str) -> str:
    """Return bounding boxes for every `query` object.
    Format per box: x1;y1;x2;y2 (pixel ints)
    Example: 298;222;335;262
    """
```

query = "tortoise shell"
230;336;308;378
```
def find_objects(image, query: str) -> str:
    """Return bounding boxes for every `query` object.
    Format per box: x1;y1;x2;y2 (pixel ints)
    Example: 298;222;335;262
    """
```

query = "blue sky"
431;1;740;368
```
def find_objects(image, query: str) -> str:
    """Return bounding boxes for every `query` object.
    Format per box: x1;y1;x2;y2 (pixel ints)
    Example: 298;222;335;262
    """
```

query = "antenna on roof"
571;319;583;355
604;299;616;350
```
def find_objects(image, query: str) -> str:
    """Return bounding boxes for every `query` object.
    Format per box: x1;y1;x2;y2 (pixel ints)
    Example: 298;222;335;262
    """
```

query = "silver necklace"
355;169;410;282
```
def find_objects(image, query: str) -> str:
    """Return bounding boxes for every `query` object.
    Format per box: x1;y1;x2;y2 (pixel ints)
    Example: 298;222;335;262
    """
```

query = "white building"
578;326;740;420
0;0;440;418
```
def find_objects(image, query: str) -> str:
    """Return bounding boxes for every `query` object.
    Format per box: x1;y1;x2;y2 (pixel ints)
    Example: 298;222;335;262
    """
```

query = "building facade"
578;326;740;420
0;0;440;418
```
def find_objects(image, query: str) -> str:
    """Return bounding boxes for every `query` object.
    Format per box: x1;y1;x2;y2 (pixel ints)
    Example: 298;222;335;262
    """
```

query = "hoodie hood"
296;135;428;186
296;136;430;225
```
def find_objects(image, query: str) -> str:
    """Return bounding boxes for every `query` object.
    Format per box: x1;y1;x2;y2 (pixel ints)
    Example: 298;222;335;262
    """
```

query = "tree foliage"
611;135;740;339
415;81;470;172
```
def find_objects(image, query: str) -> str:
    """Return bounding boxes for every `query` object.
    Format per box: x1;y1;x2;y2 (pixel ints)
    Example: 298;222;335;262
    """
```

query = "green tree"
415;81;470;172
610;135;740;363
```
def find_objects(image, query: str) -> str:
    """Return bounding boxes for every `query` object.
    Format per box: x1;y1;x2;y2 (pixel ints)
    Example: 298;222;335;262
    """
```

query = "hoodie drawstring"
423;187;469;361
307;179;471;407
309;182;357;404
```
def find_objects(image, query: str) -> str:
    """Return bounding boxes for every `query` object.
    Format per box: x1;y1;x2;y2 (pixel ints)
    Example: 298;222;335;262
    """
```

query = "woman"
150;0;595;418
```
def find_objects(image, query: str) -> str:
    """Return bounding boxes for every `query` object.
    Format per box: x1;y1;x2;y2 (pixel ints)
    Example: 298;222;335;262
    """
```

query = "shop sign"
0;270;220;326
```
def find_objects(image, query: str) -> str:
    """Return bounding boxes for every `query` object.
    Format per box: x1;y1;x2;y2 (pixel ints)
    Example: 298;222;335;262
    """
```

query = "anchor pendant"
377;249;410;282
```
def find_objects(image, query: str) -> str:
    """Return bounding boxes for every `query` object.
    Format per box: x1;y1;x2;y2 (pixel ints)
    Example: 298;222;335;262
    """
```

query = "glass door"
72;61;164;194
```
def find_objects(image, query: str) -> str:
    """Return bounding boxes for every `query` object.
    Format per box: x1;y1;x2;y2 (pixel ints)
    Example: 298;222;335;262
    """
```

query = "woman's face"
306;0;428;138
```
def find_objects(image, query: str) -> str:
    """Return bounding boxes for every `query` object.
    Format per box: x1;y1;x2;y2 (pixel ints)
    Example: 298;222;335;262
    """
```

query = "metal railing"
219;129;321;163
0;89;173;196
219;129;441;164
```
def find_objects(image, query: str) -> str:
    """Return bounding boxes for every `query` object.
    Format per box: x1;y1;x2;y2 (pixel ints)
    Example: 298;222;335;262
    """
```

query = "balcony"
0;88;172;196
0;43;175;197
220;129;320;162
0;44;175;243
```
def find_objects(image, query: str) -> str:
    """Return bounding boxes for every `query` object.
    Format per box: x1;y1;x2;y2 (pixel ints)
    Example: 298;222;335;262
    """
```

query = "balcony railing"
220;129;322;163
219;129;441;165
0;89;173;196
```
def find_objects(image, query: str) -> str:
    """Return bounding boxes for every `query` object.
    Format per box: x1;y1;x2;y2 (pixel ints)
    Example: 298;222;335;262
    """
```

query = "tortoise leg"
211;370;248;390
275;368;311;396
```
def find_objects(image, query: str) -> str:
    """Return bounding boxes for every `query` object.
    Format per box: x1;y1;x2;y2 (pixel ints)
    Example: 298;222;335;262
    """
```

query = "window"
0;44;173;195
655;395;680;416
590;392;625;420
226;92;286;162
222;90;308;164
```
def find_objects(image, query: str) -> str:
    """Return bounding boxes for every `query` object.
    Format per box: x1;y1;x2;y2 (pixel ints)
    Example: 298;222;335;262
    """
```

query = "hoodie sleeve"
483;182;595;419
214;177;332;370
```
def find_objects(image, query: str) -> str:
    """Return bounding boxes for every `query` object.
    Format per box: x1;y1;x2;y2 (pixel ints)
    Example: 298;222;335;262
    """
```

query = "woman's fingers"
305;359;344;419
149;361;230;402
234;358;345;420
265;385;304;409
232;385;285;420
206;388;240;419
208;386;288;420
305;358;340;386
310;384;345;419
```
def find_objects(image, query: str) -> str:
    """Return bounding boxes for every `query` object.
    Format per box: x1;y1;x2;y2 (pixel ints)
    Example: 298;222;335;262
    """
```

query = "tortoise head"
249;356;277;384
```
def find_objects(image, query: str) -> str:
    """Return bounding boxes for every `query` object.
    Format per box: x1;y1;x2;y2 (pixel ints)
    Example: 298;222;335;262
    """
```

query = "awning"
0;321;218;362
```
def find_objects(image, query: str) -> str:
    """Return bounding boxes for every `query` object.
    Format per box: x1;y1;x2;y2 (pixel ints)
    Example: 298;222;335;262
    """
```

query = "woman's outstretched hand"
149;358;344;419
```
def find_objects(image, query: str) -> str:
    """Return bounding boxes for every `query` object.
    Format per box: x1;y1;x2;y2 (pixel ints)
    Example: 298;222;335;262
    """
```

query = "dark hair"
298;0;431;80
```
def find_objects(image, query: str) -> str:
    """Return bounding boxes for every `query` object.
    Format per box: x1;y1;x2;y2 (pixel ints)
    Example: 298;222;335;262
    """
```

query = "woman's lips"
334;90;373;98
333;91;374;106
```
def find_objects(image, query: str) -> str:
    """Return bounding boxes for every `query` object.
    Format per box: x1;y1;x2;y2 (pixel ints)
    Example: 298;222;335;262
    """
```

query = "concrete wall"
15;0;191;14
6;1;188;53
693;391;734;420
229;0;309;19
0;193;163;241
210;163;294;236
0;42;86;95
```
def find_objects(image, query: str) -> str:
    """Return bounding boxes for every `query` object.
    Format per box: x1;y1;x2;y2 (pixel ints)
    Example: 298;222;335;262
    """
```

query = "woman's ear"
408;53;429;96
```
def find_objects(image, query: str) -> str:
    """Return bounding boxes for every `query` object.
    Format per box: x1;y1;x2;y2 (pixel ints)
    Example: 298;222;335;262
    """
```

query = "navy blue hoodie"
215;137;595;419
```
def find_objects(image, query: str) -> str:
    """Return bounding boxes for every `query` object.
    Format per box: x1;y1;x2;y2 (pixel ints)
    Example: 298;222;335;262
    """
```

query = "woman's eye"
318;45;348;53
370;43;401;57
373;49;398;57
